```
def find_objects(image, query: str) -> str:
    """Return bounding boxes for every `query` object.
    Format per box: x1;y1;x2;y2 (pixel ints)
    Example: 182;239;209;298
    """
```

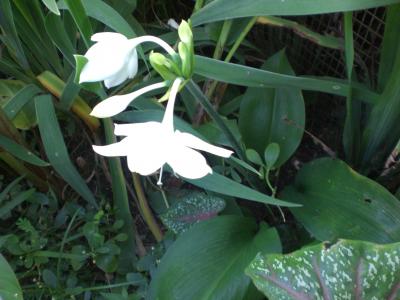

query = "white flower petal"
127;49;138;79
167;146;212;179
90;82;167;118
103;67;130;89
114;122;162;136
174;131;233;158
80;45;128;83
125;134;166;175
92;138;130;157
91;32;128;43
162;78;183;132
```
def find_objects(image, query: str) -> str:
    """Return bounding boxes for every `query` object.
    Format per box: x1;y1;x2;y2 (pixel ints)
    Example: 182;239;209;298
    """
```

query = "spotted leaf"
246;239;400;300
160;192;225;234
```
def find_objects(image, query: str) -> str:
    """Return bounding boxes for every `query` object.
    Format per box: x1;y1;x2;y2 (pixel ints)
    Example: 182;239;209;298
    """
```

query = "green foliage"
246;239;400;299
160;191;226;234
148;216;281;300
283;158;400;243
0;254;23;300
1;0;400;298
239;50;304;167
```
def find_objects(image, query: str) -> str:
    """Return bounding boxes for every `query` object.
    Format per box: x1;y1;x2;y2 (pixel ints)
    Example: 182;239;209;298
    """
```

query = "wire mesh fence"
256;8;386;88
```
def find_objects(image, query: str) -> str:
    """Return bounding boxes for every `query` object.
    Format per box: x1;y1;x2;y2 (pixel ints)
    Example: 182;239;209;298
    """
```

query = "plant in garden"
1;0;400;299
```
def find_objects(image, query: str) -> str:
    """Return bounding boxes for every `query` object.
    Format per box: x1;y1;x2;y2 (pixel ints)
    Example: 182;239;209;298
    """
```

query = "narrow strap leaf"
34;94;98;207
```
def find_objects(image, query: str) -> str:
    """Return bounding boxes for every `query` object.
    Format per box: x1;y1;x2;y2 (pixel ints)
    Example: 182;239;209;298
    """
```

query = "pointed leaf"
161;192;226;234
35;94;97;207
246;239;400;299
283;158;400;243
148;216;281;300
0;254;23;300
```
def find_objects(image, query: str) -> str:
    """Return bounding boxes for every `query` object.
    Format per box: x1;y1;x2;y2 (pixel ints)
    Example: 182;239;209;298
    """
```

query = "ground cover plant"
0;0;400;299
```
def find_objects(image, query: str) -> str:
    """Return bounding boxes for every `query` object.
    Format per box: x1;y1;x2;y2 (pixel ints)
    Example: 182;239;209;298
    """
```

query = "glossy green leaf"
0;254;23;300
283;158;400;243
187;171;300;207
0;134;49;167
160;192;226;234
192;0;400;26
194;55;378;103
42;0;60;15
239;50;304;167
34;94;97;207
246;239;400;300
264;143;280;169
148;216;281;300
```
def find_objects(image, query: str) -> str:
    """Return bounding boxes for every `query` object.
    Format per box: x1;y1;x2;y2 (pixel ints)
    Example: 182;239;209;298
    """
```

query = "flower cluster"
79;22;232;183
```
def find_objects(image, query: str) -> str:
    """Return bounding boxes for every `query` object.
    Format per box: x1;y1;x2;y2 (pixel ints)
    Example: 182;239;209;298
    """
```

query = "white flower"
90;81;168;118
79;32;175;89
92;78;233;181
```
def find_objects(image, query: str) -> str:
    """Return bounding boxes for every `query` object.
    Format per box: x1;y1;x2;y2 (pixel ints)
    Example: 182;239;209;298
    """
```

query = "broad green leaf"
34;94;97;207
0;134;49;167
160;192;226;234
41;0;60;15
187;171;300;207
246;239;400;300
239;50;304;167
192;0;400;26
0;254;23;300
283;158;400;243
194;55;378;103
148;216;281;300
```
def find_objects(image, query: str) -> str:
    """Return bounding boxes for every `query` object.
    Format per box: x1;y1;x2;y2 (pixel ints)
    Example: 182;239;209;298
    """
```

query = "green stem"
186;80;245;160
225;17;257;62
194;0;205;12
206;17;257;99
132;173;163;242
204;20;233;99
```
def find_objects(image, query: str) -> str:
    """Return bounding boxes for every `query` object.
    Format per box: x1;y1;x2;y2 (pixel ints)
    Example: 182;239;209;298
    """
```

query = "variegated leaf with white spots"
160;192;225;234
246;239;400;300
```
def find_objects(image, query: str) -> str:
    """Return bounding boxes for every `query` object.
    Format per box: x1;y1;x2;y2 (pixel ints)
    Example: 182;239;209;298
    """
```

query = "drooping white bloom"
92;78;233;181
79;32;175;89
90;81;168;118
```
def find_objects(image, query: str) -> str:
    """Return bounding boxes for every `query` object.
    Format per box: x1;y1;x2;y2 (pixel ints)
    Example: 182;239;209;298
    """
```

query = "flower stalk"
132;173;163;242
